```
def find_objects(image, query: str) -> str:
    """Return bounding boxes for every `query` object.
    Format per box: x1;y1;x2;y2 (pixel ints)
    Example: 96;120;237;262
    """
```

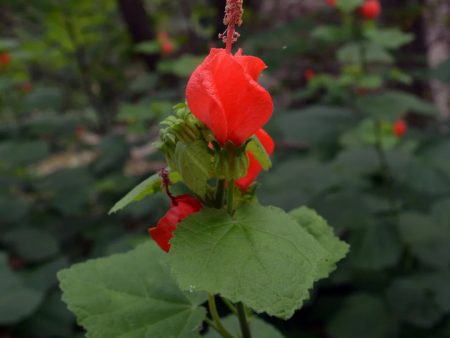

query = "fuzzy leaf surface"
58;242;206;338
170;204;343;319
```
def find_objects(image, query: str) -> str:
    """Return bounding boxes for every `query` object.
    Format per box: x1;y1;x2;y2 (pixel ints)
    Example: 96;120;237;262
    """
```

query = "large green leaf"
109;171;181;214
170;204;348;319
289;207;349;279
0;253;43;325
174;141;213;197
204;315;285;338
58;242;207;338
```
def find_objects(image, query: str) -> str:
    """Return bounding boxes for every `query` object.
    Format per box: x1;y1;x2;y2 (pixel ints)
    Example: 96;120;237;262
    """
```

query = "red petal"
149;195;203;252
234;49;268;81
187;48;273;146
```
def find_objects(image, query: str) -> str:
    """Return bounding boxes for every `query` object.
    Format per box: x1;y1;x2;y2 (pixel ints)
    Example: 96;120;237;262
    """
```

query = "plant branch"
237;302;251;338
208;294;234;338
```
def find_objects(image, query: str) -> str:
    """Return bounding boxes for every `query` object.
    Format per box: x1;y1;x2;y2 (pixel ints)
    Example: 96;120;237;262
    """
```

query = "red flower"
186;48;273;147
304;68;316;81
0;52;11;67
326;0;336;7
236;129;275;189
21;82;33;94
158;32;174;55
359;0;381;20
393;120;407;137
149;194;203;252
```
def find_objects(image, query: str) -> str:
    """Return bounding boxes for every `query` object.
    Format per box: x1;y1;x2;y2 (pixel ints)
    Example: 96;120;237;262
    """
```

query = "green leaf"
365;28;414;49
337;43;393;65
3;228;59;263
0;253;43;325
289;207;349;279
327;294;398;338
276;106;356;145
135;41;160;54
109;171;181;214
204;315;285;338
0;140;49;168
170;204;347;319
246;136;272;170
386;278;444;328
58;242;207;338
158;55;204;78
355;90;437;118
397;213;450;268
174;141;213;197
347;223;402;270
336;0;364;12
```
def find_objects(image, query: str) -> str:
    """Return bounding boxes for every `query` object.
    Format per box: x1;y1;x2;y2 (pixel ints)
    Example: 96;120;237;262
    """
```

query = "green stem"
208;294;234;338
227;179;235;215
237;302;251;338
221;297;238;315
373;119;398;222
215;179;226;209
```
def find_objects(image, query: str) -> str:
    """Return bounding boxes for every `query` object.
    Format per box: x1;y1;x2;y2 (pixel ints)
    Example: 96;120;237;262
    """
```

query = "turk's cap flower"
359;0;381;20
149;194;203;252
236;129;275;189
186;48;273;147
393;119;407;138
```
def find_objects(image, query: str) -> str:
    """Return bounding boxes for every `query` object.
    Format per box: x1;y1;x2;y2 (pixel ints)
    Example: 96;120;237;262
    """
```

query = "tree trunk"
117;0;159;71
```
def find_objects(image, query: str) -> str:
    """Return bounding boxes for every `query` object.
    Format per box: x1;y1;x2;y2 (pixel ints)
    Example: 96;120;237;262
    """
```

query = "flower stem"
221;296;238;315
216;179;226;208
227;179;236;215
237;302;251;338
208;294;234;338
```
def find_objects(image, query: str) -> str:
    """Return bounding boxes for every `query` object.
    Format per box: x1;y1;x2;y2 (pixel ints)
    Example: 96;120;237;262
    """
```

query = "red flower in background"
359;0;381;20
0;52;11;67
326;0;336;7
236;129;275;189
21;82;33;94
158;32;174;55
393;120;408;137
304;68;316;81
149;194;203;252
186;48;273;146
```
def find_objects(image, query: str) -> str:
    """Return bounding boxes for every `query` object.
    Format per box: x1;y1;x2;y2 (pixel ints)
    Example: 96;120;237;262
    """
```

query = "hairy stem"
208;294;234;338
237;302;251;338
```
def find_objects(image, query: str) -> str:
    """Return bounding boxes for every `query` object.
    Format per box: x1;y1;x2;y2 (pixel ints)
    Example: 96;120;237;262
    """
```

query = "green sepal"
174;140;214;198
214;142;249;180
246;136;272;171
109;170;181;214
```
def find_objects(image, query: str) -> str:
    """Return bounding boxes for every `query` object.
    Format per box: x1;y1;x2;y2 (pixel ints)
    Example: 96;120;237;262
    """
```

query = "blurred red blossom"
393;119;408;137
359;0;381;20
